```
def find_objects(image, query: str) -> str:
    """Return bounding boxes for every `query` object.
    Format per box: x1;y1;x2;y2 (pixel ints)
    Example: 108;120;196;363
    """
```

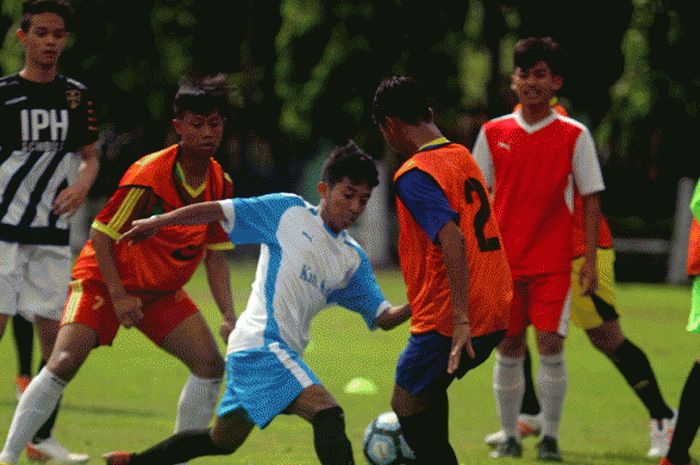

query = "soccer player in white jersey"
102;141;411;465
0;1;98;463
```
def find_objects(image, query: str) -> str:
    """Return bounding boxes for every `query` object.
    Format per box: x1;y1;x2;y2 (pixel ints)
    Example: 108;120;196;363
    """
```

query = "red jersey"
473;112;605;276
516;102;612;258
394;142;512;338
72;145;234;291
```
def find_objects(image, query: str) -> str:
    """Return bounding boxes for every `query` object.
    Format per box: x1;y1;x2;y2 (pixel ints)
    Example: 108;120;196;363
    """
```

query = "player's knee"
312;406;354;465
46;347;86;382
192;352;225;378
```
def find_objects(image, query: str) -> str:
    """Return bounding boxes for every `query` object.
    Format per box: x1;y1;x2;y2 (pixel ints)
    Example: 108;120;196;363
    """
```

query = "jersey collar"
417;137;451;153
175;161;207;198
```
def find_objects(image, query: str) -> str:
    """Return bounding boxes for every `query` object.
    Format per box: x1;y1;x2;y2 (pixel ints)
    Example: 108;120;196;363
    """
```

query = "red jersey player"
0;76;235;465
472;37;604;461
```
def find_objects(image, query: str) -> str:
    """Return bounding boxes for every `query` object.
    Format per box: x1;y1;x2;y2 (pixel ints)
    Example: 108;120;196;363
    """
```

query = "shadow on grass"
564;449;655;465
0;400;157;418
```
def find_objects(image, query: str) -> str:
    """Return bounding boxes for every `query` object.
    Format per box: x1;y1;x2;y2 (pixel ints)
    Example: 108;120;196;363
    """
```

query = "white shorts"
0;241;71;321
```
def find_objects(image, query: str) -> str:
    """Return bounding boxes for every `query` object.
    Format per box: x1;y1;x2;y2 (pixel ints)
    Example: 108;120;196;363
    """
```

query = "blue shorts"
395;330;505;395
217;341;320;428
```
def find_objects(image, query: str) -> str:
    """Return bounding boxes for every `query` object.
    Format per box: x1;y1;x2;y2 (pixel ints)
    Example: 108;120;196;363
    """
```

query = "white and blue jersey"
216;193;391;427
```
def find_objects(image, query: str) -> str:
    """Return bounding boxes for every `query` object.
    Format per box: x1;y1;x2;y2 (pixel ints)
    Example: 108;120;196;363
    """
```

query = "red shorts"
507;271;571;337
60;279;199;346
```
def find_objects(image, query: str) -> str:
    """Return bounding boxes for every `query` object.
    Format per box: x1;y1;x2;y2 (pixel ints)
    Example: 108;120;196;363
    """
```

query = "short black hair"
21;0;73;32
173;74;230;119
321;141;379;188
513;37;565;77
372;76;432;127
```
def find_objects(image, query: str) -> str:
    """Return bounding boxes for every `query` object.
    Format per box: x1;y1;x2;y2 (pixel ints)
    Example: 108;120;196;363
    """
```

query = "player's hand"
112;293;144;328
219;318;235;343
118;217;162;244
448;321;475;374
579;259;598;296
53;183;89;216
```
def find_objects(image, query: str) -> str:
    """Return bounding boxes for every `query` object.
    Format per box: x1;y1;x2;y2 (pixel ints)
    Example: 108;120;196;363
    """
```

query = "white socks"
174;374;222;433
538;353;567;439
0;368;66;463
493;353;525;438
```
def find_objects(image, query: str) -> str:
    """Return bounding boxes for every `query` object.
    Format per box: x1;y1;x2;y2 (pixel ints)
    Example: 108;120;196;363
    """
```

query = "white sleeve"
472;128;494;189
217;199;235;234
572;127;605;195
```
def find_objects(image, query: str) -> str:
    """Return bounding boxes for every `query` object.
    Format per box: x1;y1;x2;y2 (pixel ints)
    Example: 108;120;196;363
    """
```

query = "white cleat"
26;437;89;464
484;413;543;447
647;410;677;458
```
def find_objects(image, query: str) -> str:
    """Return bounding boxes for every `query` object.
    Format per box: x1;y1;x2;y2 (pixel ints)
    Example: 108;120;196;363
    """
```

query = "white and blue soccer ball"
362;411;416;465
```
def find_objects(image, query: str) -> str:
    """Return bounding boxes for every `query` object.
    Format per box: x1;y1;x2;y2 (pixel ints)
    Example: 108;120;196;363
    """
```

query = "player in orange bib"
0;76;236;465
373;76;512;465
484;101;676;459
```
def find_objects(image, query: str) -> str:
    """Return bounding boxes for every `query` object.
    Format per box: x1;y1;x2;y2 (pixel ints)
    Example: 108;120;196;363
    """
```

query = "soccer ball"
362;411;416;465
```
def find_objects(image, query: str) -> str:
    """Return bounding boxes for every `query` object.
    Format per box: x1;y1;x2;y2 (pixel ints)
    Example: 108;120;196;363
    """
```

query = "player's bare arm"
90;228;143;327
580;193;600;296
53;142;100;216
375;304;411;330
204;249;236;342
438;220;476;373
120;201;226;243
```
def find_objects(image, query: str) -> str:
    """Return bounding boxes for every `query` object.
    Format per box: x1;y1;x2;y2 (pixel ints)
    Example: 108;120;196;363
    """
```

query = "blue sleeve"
327;245;387;330
395;169;458;242
229;194;305;245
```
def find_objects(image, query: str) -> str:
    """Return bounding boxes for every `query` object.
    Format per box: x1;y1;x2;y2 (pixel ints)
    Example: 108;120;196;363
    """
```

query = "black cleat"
489;436;522;458
537;436;562;462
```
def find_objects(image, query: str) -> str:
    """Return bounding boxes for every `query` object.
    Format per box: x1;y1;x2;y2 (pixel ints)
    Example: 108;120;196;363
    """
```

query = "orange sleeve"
91;187;154;240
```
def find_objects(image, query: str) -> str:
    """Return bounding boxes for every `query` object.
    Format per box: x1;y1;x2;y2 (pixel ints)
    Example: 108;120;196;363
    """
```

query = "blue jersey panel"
228;194;305;245
327;243;384;329
395;168;458;242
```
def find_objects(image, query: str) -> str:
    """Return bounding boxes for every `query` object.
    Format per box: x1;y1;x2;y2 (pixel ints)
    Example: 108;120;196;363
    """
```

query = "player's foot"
102;451;132;465
14;375;31;400
484;413;543;447
26;437;89;464
489;436;522;458
658;458;693;465
537;436;562;462
648;411;677;458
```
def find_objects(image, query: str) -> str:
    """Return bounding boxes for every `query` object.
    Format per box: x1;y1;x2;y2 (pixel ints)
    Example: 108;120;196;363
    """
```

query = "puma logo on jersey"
498;141;511;151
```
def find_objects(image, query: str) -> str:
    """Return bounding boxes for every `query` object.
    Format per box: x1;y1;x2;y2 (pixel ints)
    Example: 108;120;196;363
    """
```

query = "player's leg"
529;271;571;461
490;279;528;457
663;353;700;465
0;323;97;464
287;384;354;465
146;292;224;433
104;411;253;465
11;314;34;397
573;249;674;457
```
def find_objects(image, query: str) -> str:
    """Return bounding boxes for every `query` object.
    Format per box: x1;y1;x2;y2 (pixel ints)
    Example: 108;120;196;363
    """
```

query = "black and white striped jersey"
0;73;98;245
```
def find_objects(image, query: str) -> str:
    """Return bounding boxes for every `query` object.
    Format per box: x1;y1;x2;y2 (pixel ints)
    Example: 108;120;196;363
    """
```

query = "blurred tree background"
1;0;697;250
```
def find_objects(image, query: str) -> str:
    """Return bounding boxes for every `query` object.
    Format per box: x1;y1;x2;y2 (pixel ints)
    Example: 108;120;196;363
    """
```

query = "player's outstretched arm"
375;304;411;330
120;201;226;243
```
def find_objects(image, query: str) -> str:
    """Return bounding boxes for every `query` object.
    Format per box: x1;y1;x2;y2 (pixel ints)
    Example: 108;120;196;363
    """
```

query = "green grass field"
1;260;698;465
